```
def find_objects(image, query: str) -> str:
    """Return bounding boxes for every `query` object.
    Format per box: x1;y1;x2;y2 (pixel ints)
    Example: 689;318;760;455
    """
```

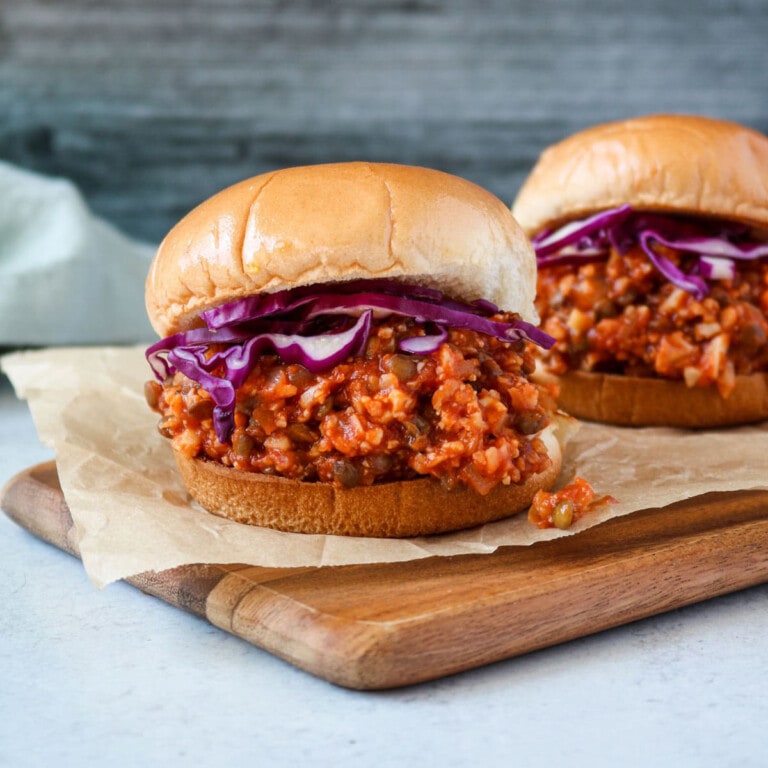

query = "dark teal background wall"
1;1;766;242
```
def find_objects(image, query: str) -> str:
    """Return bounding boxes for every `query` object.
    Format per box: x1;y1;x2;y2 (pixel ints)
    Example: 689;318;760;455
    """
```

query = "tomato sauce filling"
528;477;616;530
146;315;554;494
535;244;768;397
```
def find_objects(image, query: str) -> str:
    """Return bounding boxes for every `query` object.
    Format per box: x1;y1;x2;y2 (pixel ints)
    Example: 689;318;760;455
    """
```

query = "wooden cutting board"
3;461;768;690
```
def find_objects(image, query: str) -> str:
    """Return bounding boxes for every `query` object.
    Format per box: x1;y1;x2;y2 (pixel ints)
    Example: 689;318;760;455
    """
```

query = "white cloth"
0;161;155;345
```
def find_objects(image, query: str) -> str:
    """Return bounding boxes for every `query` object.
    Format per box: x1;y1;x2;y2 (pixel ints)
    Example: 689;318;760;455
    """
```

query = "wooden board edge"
1;461;79;557
205;513;768;689
4;462;768;690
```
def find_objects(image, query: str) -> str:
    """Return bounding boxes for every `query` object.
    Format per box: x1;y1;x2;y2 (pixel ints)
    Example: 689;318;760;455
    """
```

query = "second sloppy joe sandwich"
513;114;768;427
144;162;563;537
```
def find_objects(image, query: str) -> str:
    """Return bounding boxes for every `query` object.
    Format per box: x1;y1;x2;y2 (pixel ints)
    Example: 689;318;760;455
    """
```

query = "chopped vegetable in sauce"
528;477;616;529
537;246;768;397
147;316;555;494
533;208;768;396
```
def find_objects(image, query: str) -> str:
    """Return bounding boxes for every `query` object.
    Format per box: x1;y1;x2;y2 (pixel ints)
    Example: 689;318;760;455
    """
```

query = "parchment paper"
3;346;768;587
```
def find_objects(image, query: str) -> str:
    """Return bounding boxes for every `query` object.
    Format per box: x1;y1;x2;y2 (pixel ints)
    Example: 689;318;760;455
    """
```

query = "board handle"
1;462;79;556
0;462;239;619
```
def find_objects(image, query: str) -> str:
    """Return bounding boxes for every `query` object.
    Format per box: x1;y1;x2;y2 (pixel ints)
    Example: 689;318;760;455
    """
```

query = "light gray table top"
1;377;766;767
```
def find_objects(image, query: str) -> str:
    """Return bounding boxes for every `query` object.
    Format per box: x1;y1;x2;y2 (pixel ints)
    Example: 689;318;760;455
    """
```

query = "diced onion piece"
699;255;736;281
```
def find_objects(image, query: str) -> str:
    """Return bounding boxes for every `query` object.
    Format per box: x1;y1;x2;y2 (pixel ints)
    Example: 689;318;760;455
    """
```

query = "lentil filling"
146;316;554;494
536;244;768;396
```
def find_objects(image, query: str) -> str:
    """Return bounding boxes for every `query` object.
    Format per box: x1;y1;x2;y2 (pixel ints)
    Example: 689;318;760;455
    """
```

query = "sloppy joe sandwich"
144;162;563;537
512;115;768;427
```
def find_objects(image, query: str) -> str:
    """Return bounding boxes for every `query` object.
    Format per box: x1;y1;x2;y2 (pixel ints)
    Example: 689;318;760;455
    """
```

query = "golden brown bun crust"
552;371;768;428
172;425;563;537
147;162;538;337
512;114;768;235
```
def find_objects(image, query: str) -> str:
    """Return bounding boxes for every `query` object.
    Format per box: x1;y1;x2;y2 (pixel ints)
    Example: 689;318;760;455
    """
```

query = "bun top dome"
512;114;768;235
146;162;537;336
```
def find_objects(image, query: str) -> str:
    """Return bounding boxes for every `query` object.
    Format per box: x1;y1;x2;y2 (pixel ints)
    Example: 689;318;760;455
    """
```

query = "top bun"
147;162;537;337
512;114;768;235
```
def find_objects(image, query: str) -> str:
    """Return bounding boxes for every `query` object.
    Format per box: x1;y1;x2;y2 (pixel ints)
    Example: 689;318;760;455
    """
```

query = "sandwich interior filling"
145;281;556;494
533;206;768;396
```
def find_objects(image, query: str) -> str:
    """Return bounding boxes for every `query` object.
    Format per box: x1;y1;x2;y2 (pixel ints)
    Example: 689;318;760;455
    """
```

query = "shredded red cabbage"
638;229;768;261
300;292;553;347
201;279;448;330
532;204;633;257
147;280;554;443
638;231;708;300
533;205;768;298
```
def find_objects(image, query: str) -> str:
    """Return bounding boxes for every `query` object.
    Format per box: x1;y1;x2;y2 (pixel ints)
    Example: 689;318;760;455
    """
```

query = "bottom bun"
554;371;768;428
173;425;563;537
